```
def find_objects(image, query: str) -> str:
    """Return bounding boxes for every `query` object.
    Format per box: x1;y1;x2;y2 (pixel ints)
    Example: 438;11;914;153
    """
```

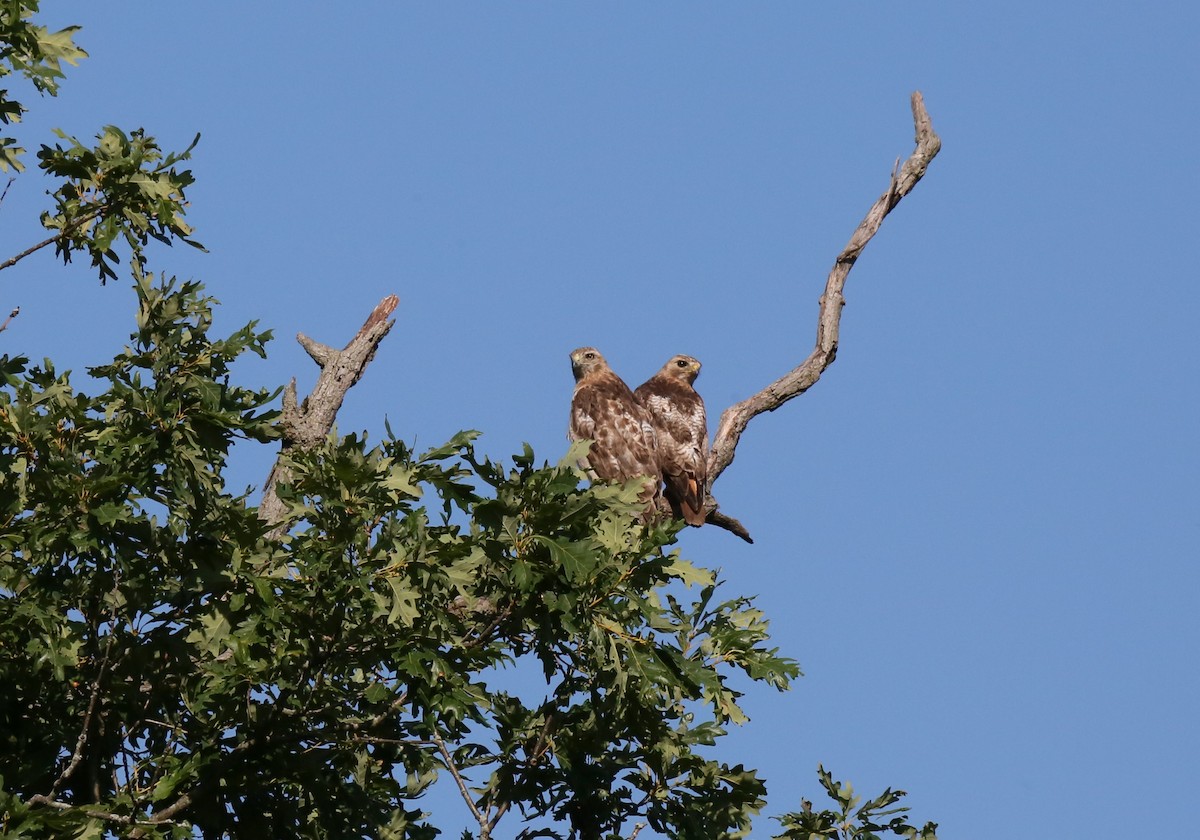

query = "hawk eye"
676;359;687;367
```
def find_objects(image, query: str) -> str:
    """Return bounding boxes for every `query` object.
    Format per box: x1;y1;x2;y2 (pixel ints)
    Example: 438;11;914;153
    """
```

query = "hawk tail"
665;474;706;527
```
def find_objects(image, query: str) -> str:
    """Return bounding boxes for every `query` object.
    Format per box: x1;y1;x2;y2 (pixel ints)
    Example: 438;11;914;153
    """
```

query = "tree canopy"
0;6;939;838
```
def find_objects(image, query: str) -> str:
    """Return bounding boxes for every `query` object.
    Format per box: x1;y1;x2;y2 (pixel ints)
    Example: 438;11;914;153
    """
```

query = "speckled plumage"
635;355;708;526
568;347;659;502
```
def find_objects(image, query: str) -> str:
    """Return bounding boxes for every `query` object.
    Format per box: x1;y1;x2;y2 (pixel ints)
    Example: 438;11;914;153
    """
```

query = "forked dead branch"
259;93;941;544
704;91;941;541
257;294;399;532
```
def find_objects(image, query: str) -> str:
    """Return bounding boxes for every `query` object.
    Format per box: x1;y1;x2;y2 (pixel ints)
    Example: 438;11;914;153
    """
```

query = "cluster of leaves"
37;127;204;282
0;273;805;838
0;0;87;171
773;767;938;840
0;2;201;284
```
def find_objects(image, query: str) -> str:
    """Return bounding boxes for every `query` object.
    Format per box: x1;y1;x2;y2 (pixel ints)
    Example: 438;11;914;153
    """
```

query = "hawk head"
570;346;609;382
660;354;701;384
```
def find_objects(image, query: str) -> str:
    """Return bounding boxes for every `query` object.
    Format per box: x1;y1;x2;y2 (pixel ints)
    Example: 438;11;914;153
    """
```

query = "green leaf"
533;534;598;582
187;611;231;656
384;577;421;626
382;459;422;499
664;556;716;589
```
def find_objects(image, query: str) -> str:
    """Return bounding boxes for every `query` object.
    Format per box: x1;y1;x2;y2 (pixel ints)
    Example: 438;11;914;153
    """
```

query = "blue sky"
5;3;1198;837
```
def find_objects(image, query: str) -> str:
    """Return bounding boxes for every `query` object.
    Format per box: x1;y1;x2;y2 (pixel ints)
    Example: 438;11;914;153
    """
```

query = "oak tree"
0;6;940;838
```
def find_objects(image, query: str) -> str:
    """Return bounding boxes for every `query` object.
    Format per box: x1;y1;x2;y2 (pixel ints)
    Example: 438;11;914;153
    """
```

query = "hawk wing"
570;369;659;499
636;371;707;526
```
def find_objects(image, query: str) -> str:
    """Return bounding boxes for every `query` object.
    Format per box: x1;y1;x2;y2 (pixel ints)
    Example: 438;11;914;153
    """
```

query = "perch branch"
257;295;399;532
707;509;753;543
705;92;941;517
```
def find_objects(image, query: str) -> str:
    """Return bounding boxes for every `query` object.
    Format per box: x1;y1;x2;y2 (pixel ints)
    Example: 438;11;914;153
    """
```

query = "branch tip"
297;333;334;367
362;294;399;333
0;305;18;334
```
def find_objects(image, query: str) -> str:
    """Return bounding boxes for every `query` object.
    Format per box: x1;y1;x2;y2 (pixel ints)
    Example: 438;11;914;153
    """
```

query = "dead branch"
708;509;753;543
703;91;941;538
0;306;18;334
257;295;399;532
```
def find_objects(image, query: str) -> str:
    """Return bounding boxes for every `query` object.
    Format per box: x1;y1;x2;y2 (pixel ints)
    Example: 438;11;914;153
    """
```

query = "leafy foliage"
773;767;938;840
0;273;800;837
37;127;204;282
0;0;87;171
0;6;941;838
0;2;200;283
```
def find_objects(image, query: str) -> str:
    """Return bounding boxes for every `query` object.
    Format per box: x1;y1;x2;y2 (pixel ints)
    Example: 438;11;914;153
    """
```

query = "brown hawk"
635;354;708;526
568;347;659;502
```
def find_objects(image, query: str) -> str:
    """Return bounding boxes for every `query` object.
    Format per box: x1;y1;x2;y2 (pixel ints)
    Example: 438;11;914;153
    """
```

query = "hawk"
635;354;708;526
568;347;659;502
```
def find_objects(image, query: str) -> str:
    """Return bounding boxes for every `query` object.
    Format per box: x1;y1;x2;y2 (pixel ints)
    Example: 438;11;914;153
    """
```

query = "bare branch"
24;796;170;831
432;730;489;835
0;209;103;274
29;635;115;808
706;92;941;497
0;306;18;334
143;791;195;826
257;294;399;531
708;509;753;544
486;800;511;838
297;333;335;367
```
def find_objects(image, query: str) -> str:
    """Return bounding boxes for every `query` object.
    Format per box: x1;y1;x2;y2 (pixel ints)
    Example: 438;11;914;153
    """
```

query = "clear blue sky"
5;4;1197;837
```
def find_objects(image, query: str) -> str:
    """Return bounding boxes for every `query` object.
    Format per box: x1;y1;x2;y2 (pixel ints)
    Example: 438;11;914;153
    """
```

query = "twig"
257;294;400;532
629;822;647;839
0;176;13;208
461;606;512;650
30;635;115;806
23;795;173;829
706;92;941;497
486;800;510;838
432;730;489;836
0;209;102;273
0;306;18;334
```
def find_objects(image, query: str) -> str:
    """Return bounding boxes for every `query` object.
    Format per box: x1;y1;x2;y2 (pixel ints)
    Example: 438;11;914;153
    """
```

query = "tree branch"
0;209;103;274
707;509;753;543
257;294;399;532
432;730;490;838
704;92;941;529
28;635;115;807
0;306;18;334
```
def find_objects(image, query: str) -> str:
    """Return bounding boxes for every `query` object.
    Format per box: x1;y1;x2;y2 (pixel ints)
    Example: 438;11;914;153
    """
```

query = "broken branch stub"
258;294;399;531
